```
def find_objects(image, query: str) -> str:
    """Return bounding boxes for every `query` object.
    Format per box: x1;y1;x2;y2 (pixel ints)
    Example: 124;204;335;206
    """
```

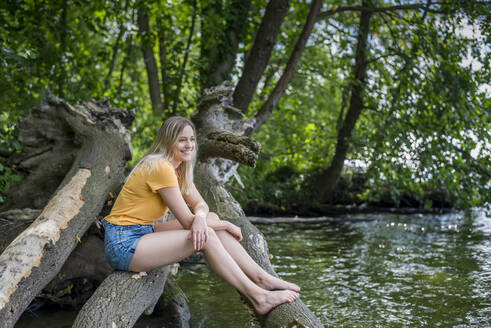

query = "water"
16;210;490;327
176;209;490;327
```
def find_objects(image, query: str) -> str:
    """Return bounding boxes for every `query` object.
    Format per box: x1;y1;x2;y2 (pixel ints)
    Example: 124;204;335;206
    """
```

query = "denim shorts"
102;219;154;271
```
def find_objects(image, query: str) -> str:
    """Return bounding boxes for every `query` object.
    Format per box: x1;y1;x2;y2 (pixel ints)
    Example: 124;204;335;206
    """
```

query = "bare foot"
253;290;299;315
257;274;301;292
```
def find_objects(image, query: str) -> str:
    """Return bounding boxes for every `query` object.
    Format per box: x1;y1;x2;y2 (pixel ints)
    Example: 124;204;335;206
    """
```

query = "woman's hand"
188;214;208;250
226;222;243;242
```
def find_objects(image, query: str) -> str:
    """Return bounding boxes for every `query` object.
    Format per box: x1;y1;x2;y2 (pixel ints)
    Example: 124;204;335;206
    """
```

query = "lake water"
16;209;490;327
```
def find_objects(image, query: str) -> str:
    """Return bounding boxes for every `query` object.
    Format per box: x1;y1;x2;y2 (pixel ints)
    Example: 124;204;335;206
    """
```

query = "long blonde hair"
129;117;196;194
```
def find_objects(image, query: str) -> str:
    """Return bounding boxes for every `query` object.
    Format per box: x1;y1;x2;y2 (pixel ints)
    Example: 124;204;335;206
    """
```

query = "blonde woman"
102;116;300;315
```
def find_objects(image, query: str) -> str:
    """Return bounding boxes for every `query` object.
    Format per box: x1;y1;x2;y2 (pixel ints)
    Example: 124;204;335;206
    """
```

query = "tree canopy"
1;0;489;210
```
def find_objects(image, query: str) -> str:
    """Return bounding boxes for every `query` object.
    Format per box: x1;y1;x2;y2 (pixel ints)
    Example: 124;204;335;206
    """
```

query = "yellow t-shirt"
105;159;179;225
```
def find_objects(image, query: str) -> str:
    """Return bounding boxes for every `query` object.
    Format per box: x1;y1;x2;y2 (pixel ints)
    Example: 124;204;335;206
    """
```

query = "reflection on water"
265;209;490;327
177;209;490;327
15;210;490;327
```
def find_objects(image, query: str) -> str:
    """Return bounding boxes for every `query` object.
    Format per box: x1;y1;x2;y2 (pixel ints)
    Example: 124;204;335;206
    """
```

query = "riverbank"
243;199;453;218
232;168;455;218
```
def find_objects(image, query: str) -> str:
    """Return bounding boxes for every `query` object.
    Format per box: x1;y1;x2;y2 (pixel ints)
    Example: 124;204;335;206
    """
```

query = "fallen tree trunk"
152;277;191;328
0;209;41;253
0;96;133;328
193;84;323;328
72;266;174;328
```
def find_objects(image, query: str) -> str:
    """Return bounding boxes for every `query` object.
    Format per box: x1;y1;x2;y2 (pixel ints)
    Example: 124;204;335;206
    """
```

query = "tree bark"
0;96;133;328
198;131;260;166
232;0;291;113
192;84;323;328
138;4;163;115
250;0;322;135
152;277;191;328
316;1;372;201
72;266;173;328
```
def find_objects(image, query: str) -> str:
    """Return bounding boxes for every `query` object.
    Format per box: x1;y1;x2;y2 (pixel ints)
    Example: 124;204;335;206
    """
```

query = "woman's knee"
207;212;220;221
206;226;217;239
203;227;219;249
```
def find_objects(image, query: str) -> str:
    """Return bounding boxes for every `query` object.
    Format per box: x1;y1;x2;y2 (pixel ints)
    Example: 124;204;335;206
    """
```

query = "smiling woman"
102;116;300;316
172;125;195;164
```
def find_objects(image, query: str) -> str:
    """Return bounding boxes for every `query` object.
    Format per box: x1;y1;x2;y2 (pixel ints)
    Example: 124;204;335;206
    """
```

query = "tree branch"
316;2;449;22
137;4;163;115
250;0;322;135
232;0;291;113
173;0;197;113
198;131;260;167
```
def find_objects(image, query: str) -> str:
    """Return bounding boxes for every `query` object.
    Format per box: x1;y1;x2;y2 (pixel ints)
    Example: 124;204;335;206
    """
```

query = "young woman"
102;116;300;315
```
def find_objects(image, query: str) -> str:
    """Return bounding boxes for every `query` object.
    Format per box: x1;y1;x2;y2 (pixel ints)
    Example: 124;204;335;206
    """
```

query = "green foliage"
350;4;491;209
234;1;490;210
0;0;489;210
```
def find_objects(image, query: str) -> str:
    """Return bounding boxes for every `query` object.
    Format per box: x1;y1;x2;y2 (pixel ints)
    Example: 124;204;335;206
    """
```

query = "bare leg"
215;229;300;292
130;227;298;314
153;218;183;232
154;214;300;292
129;229;196;272
198;228;298;314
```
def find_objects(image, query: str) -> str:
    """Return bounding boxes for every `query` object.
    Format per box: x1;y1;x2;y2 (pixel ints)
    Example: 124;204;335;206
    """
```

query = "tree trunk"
0;96;133;328
0;210;113;287
138;5;163;115
316;3;372;201
200;0;252;89
232;0;291;113
192;84;323;328
251;0;322;134
72;265;174;328
152;277;191;328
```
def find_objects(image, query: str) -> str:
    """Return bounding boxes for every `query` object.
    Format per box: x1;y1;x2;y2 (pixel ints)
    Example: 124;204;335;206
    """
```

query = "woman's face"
172;125;196;164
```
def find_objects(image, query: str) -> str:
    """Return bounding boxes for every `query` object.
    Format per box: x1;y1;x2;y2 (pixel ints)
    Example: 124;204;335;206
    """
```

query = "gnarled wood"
199;131;260;167
152;277;191;328
0;96;133;328
72;266;173;328
192;84;323;328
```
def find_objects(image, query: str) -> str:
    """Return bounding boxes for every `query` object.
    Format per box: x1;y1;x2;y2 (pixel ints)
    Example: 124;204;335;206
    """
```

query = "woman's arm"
158;187;208;250
158;187;195;229
183;183;209;221
183;185;242;241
